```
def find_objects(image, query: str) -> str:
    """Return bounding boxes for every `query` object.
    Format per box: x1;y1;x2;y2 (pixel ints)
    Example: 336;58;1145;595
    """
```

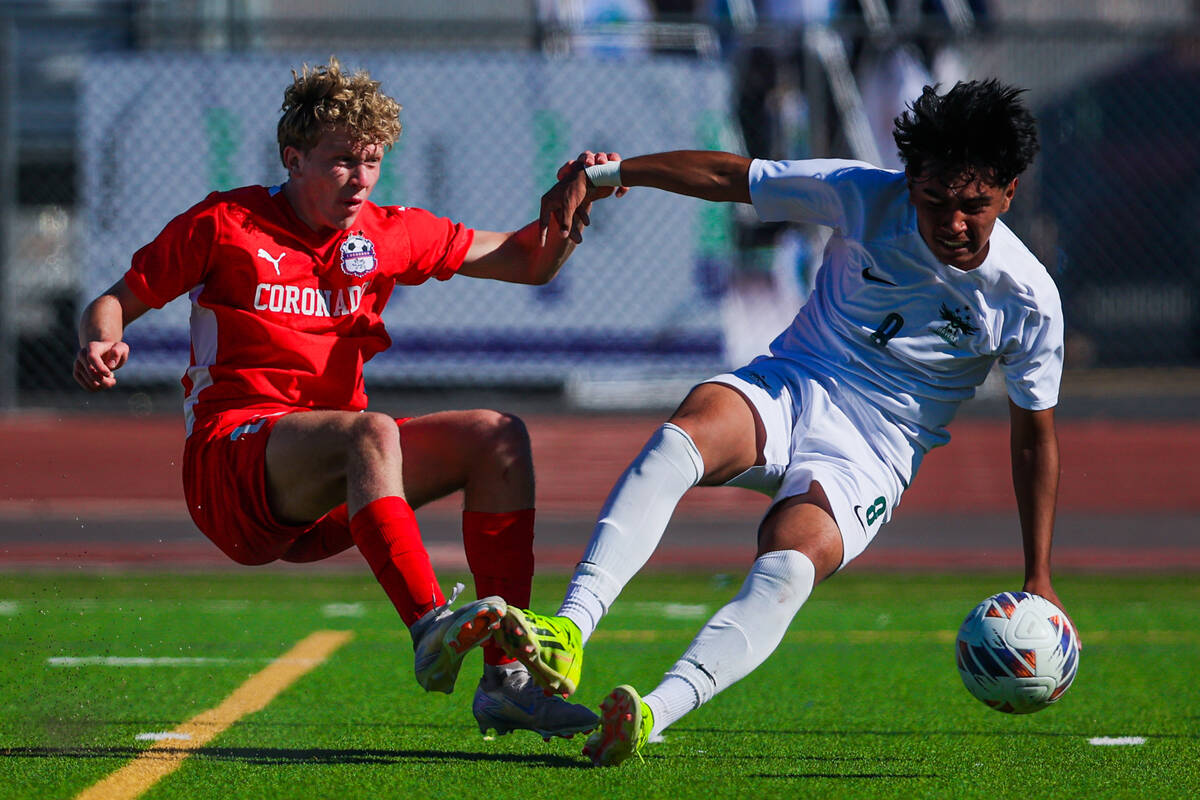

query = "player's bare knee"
347;411;403;462
470;409;532;468
669;389;759;483
757;503;843;580
758;536;840;583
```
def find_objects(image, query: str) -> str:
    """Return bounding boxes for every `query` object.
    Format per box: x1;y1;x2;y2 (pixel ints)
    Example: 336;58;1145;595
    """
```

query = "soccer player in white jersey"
495;79;1068;765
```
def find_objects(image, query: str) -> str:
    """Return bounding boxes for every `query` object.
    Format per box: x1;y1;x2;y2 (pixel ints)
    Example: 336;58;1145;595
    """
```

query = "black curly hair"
893;79;1039;187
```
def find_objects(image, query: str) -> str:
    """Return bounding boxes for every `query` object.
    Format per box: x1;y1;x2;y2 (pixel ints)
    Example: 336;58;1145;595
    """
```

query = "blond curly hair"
277;57;402;165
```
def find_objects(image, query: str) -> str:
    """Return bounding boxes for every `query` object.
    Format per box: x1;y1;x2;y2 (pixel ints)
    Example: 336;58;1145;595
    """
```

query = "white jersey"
748;158;1064;456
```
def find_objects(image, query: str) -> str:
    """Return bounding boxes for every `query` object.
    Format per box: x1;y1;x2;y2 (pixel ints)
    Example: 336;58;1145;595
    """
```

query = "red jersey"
123;186;474;434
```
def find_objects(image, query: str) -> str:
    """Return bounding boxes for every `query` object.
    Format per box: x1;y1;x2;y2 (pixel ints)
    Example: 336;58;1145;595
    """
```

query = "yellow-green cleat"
582;684;653;767
493;608;584;696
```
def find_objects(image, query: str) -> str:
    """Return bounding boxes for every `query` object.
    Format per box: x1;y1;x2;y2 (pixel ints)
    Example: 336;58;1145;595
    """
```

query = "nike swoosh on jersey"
861;267;897;286
852;505;868;533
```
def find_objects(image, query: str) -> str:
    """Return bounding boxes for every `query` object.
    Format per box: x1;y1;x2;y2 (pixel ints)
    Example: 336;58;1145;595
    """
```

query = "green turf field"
1;570;1197;799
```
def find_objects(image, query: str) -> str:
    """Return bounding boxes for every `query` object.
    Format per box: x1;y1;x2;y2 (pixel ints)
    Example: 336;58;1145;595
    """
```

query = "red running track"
1;412;1197;516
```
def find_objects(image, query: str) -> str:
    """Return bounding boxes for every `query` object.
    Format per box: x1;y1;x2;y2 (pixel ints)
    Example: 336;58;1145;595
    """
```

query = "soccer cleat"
473;665;600;740
411;584;505;694
582;684;654;767
493;607;584;696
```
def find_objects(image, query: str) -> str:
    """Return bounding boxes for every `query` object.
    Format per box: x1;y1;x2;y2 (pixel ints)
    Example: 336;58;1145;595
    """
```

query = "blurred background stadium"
1;0;1197;570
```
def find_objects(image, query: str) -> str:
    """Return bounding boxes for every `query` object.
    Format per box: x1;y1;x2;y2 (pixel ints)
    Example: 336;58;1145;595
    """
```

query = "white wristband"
584;161;622;187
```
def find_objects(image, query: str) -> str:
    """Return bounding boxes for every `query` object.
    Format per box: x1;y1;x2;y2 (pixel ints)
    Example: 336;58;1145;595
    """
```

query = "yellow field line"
75;630;353;800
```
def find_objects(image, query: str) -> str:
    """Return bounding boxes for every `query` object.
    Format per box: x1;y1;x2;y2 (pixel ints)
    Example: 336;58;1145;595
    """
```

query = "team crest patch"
933;303;979;345
340;233;377;276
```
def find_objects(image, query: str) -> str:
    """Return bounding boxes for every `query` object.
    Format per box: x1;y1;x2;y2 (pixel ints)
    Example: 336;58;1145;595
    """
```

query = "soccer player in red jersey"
72;58;615;741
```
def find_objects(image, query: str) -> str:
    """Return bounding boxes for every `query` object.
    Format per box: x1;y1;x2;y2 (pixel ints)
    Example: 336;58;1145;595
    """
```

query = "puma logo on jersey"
256;249;286;276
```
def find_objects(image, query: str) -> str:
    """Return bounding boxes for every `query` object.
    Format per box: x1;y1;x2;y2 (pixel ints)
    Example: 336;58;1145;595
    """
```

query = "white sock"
644;550;816;737
558;423;704;643
643;675;698;739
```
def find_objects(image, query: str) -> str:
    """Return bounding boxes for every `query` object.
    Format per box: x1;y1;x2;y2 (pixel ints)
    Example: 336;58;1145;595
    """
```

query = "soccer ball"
955;591;1081;714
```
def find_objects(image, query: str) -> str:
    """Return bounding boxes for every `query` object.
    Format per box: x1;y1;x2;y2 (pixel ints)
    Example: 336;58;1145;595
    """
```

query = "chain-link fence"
4;2;1200;409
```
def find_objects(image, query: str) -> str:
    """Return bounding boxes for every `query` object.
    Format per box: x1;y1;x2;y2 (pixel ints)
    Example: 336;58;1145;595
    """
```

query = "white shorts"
705;357;911;569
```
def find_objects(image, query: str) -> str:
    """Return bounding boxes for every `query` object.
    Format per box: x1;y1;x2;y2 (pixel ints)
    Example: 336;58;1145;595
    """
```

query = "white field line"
1088;736;1147;746
134;733;192;742
589;629;964;644
44;631;1200;657
590;629;1200;644
74;630;352;800
321;602;366;617
629;601;709;619
48;656;326;667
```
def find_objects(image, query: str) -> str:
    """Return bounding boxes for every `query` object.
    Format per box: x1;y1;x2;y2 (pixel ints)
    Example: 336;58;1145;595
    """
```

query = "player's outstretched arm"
74;279;151;391
459;151;620;285
539;150;753;243
1009;400;1064;609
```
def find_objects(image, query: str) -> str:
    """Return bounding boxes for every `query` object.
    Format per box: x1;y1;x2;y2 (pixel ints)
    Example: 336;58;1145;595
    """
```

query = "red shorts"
183;407;410;566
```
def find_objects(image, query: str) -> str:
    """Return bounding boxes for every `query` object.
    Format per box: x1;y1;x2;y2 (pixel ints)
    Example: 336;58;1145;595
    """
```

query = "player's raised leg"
492;420;706;695
589;494;840;764
495;383;760;695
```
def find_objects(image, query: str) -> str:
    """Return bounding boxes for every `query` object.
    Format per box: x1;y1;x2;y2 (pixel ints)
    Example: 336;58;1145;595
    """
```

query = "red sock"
350;497;444;626
463;508;535;665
